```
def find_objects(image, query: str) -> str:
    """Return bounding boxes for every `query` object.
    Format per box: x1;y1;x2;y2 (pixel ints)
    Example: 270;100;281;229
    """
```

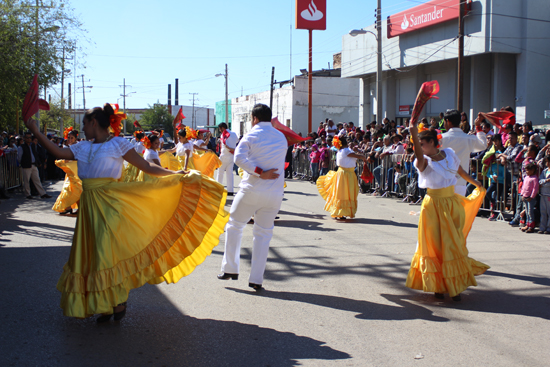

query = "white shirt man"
440;110;487;196
216;123;238;194
219;104;287;290
326;120;337;137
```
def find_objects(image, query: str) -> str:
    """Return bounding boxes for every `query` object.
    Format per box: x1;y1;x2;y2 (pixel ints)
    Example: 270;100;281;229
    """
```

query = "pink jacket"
520;175;539;198
309;150;321;163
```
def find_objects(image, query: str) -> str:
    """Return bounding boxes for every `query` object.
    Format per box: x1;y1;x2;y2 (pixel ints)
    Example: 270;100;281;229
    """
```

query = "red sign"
296;0;326;30
399;105;413;116
387;0;462;38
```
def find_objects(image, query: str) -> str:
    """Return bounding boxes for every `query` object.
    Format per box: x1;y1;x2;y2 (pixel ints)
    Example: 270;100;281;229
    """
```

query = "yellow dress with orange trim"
316;147;358;218
56;137;228;318
193;150;222;178
52;160;82;212
405;148;489;297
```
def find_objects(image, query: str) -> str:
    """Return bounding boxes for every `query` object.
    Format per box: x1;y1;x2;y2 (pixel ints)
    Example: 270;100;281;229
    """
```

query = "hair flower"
332;136;342;150
108;103;127;137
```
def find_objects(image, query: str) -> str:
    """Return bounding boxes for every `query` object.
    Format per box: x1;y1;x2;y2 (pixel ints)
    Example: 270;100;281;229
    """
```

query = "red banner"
387;0;462;39
296;0;326;30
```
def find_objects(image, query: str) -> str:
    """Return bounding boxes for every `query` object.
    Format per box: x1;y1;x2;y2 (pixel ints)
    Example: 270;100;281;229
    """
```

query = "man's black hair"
444;109;461;127
251;104;272;122
218;123;228;130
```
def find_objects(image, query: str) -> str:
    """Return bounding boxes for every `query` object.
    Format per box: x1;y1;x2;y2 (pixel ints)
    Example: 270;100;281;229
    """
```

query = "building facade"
342;0;550;128
230;69;359;137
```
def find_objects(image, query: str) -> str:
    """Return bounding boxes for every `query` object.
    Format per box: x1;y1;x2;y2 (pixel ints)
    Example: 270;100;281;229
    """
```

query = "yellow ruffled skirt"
316;167;358;218
122;153;143;183
52;160;82;212
193;151;222;178
56;172;229;318
159;152;188;171
405;186;490;297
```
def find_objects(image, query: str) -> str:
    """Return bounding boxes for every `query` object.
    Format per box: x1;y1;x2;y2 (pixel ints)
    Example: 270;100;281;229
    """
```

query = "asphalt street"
0;176;549;367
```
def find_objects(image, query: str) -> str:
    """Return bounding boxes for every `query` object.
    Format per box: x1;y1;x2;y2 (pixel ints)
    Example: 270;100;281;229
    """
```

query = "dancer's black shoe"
217;273;238;280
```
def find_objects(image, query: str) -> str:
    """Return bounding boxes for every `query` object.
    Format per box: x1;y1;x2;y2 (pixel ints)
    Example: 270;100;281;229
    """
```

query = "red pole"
308;29;313;134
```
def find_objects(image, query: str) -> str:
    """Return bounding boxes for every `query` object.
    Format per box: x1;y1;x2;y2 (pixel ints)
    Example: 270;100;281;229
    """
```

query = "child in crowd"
319;143;330;176
520;162;540;233
538;156;550;234
309;144;321;183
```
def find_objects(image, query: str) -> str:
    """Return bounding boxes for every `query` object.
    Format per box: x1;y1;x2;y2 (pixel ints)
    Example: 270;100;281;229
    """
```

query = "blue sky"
55;0;424;111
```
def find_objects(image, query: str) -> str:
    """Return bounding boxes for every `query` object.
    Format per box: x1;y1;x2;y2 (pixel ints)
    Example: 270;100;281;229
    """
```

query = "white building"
231;69;359;136
342;0;550;127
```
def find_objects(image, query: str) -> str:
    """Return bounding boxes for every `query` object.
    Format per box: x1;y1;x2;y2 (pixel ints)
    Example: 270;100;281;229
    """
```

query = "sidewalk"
0;178;548;366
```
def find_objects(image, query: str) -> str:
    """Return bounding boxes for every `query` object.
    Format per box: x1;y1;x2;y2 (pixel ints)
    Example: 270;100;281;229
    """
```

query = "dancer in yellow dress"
192;130;222;178
405;122;489;301
52;128;82;215
316;136;367;220
163;127;196;171
25;103;228;321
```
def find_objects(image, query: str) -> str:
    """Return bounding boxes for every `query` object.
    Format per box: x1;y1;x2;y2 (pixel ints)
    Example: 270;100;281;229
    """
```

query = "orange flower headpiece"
63;126;74;140
417;123;442;148
185;126;198;140
141;135;152;149
109;104;127;137
133;130;144;138
332;136;342;150
159;130;164;138
417;123;429;133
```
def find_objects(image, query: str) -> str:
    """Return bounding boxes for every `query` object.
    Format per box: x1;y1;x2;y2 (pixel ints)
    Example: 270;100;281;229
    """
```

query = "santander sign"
296;0;327;30
388;0;463;38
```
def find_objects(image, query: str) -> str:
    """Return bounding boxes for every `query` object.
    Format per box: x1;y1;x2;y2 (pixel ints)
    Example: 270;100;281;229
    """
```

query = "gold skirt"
193;151;222;178
316;167;358;218
56;172;229;318
52;160;82;212
405;186;490;297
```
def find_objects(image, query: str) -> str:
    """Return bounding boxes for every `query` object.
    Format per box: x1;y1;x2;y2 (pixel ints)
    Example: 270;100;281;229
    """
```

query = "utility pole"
175;79;179;105
270;66;275;110
119;78;134;134
190;93;199;129
81;74;86;110
308;29;313;134
225;64;228;127
376;0;383;123
457;0;466;112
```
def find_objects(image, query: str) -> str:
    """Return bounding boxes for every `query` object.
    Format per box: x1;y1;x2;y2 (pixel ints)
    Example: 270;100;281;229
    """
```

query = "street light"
349;0;382;125
215;63;229;127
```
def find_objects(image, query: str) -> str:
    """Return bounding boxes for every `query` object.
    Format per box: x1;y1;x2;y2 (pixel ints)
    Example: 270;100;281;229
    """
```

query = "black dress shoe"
249;283;263;291
217;273;238;280
41;194;52;199
227;192;234;196
113;302;127;321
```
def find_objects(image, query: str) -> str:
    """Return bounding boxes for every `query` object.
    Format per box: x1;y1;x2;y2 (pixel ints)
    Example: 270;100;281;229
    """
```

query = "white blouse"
193;139;205;147
70;137;134;179
176;142;194;156
143;149;160;163
134;141;145;154
414;148;460;189
336;147;357;168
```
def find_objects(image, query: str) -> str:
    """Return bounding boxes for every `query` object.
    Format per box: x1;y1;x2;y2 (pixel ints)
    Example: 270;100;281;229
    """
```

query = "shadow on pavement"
283;190;318;197
277;210;326;220
485;270;550;287
0;246;351;367
344;218;418;228
274;220;339;232
227;288;449;322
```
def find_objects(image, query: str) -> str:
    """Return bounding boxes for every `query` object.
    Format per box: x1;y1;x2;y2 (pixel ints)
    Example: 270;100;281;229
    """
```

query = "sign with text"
387;0;462;38
296;0;326;30
398;105;414;116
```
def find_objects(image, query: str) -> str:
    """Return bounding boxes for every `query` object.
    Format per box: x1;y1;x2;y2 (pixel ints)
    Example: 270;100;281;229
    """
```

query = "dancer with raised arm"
25;103;228;322
405;103;489;302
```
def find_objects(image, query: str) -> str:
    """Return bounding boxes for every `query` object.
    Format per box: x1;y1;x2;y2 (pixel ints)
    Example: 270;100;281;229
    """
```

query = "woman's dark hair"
528;144;539;155
135;132;145;140
525;162;537;172
492;133;502;144
83;103;115;129
340;136;348;147
149;135;159;145
177;129;186;137
68;130;79;138
524;121;533;131
501;106;514;114
418;129;439;147
251;103;272;122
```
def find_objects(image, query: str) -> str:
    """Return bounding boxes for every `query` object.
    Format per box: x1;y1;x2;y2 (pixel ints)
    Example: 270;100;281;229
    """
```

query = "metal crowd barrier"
0;150;21;190
291;147;521;217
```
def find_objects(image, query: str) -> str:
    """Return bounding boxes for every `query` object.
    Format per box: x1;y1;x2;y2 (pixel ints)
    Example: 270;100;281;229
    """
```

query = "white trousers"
22;166;46;197
454;184;467;196
216;154;234;193
221;189;283;284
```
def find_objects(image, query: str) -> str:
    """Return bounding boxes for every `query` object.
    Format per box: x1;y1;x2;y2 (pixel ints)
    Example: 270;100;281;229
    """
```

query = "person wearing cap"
218;104;287;291
440;110;487;196
216;122;238;195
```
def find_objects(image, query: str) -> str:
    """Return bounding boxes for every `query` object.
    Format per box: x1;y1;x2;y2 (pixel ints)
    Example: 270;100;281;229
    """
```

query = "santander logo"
301;0;324;21
401;15;409;30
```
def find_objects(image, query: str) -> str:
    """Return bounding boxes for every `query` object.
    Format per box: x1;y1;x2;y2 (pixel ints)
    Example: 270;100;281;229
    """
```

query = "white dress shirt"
441;127;487;186
221;130;238;156
235;121;287;193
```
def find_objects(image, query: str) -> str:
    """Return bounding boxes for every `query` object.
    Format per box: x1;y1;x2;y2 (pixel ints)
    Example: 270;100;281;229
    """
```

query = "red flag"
38;99;50;111
173;107;185;125
133;120;142;129
22;75;39;122
479;111;515;129
410;81;440;125
271;116;310;146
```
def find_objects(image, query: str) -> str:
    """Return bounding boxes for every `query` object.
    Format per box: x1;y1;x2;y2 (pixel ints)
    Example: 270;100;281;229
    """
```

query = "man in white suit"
440;109;487;196
218;104;287;291
216;122;238;195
